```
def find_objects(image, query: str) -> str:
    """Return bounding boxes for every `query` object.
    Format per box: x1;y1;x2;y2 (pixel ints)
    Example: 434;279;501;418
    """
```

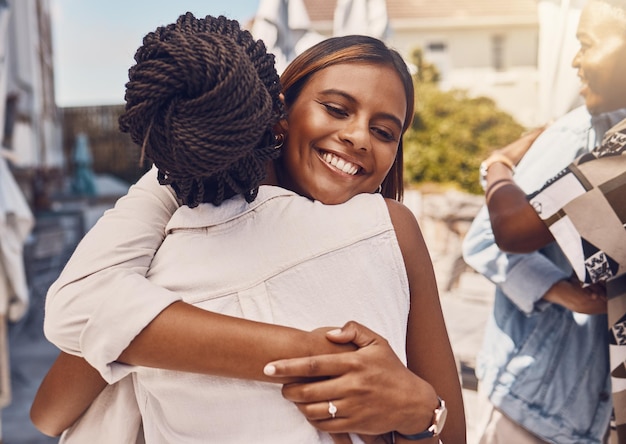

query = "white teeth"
321;151;359;175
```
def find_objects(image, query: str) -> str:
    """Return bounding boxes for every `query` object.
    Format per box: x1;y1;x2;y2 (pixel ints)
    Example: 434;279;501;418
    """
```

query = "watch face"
434;403;447;435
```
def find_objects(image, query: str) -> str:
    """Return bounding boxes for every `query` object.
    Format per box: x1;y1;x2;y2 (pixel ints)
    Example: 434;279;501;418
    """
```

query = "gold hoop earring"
273;133;285;150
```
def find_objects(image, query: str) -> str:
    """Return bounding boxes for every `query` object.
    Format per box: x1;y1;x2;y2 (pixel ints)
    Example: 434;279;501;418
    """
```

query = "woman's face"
572;1;626;115
278;62;407;205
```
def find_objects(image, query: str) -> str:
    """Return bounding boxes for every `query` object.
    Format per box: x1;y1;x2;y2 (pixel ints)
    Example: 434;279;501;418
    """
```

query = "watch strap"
394;397;446;441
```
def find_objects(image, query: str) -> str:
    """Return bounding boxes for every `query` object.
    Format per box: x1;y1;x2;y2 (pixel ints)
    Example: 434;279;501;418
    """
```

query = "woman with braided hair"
35;12;464;444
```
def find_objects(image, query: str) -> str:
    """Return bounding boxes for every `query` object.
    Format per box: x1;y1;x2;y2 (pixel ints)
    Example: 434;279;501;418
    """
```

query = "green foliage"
403;51;525;194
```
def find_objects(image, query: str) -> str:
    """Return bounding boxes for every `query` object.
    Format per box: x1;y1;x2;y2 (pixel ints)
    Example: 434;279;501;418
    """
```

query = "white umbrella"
0;155;34;324
250;0;325;74
0;153;34;414
536;0;586;124
333;0;390;40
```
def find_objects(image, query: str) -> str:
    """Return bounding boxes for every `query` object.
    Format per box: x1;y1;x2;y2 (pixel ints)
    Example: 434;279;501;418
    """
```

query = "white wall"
387;18;542;127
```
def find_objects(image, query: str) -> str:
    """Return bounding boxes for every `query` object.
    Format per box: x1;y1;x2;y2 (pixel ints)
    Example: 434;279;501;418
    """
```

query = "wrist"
395;396;446;441
479;153;516;191
543;279;567;300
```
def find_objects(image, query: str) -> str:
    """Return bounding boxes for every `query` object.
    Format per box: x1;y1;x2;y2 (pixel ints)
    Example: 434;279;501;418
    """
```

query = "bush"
403;49;526;194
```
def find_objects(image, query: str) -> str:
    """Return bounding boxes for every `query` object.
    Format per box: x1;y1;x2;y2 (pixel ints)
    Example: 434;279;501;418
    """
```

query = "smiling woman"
276;63;405;205
277;36;415;205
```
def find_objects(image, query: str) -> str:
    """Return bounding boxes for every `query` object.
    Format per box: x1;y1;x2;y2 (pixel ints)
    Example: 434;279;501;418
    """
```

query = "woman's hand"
491;125;547;166
543;278;607;314
263;321;438;438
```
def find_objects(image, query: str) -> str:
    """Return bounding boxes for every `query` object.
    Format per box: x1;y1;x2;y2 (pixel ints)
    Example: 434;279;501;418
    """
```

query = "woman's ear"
273;120;287;136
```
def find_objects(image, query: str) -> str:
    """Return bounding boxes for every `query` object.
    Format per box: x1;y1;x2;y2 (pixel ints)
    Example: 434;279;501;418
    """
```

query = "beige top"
135;186;410;443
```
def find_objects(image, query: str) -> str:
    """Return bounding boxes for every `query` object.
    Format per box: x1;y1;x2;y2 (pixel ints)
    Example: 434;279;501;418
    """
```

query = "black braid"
119;13;285;207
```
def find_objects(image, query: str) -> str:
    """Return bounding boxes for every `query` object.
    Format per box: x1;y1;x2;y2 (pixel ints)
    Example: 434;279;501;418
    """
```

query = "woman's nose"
339;119;370;151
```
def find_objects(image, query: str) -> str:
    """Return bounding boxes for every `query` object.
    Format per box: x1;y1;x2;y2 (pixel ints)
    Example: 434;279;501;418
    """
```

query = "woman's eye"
320;102;348;117
372;127;397;142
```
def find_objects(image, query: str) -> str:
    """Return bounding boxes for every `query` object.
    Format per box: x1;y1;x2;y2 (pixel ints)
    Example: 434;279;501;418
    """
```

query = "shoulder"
551;105;592;130
383;198;425;254
384;198;418;229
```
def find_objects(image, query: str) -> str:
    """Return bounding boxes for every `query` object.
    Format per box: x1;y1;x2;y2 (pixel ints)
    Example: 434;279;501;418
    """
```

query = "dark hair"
119;13;285;207
280;35;415;202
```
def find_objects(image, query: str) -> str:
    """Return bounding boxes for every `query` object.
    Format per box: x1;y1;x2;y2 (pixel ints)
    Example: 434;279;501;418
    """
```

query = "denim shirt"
462;106;626;443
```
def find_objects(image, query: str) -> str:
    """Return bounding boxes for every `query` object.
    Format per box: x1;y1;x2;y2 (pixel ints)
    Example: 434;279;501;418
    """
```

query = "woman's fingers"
299;399;344;421
326;321;379;348
264;351;353;379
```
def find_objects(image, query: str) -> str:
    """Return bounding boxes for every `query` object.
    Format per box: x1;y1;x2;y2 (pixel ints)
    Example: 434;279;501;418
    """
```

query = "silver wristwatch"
395;397;447;440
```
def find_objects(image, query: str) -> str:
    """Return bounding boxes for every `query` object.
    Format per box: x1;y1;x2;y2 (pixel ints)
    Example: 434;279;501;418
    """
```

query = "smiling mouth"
319;150;360;175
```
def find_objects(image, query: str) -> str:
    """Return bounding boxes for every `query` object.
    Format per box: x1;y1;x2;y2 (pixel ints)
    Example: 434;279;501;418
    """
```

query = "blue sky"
52;0;260;107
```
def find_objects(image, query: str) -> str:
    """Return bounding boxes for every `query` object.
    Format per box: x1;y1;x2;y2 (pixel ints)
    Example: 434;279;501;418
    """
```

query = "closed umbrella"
251;0;325;74
333;0;390;40
536;0;585;123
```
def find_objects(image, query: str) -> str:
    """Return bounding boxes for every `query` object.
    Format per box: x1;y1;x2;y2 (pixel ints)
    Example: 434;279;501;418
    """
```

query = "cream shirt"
45;170;411;442
136;186;409;443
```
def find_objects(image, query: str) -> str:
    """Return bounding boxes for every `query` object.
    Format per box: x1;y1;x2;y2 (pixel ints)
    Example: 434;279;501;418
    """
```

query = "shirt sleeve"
44;167;182;383
462;206;568;314
462;107;594;314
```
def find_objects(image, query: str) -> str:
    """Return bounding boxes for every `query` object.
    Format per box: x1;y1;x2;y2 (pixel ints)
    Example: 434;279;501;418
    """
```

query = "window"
427;42;447;52
492;34;505;71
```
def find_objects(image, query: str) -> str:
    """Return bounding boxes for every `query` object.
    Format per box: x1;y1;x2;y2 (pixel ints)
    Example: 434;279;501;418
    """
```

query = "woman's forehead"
307;62;401;91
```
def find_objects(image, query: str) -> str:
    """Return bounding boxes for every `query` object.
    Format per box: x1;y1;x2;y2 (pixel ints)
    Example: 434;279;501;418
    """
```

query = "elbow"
494;235;528;253
491;218;535;254
42;305;63;351
43;285;79;353
492;227;519;252
30;408;65;437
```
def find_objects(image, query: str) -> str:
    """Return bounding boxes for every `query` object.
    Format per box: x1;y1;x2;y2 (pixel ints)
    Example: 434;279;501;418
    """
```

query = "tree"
403;48;525;194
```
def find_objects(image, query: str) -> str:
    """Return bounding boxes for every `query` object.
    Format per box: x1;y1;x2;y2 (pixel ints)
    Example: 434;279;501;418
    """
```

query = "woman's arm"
483;160;554;253
387;200;465;444
44;167;356;384
30;352;106;437
31;325;353;437
261;200;466;444
482;156;607;315
118;302;354;382
477;126;556;253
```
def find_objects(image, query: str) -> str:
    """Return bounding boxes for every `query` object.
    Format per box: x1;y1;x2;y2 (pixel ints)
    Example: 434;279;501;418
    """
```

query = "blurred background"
0;0;587;442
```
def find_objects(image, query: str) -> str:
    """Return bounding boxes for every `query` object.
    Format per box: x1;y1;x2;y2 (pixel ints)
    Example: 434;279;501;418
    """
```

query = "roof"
303;0;537;22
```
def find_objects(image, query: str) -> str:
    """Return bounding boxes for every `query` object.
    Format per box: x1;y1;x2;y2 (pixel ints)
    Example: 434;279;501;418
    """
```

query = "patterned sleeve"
528;118;626;285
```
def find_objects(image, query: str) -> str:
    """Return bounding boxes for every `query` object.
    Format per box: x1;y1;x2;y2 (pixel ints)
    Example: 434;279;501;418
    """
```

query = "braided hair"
119;13;284;207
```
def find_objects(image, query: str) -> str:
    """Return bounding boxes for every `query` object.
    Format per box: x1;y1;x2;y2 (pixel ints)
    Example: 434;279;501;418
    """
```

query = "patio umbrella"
250;0;325;73
0;153;34;411
333;0;390;40
536;0;585;123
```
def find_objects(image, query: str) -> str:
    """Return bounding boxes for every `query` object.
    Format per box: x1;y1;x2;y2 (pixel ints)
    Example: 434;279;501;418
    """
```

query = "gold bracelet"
479;154;516;191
